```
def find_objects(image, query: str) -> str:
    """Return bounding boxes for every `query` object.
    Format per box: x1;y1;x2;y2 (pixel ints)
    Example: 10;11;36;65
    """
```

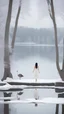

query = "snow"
3;77;13;83
3;78;63;83
0;78;64;90
42;97;64;104
0;97;15;100
0;97;64;104
0;83;26;90
0;83;12;90
0;80;6;84
27;97;64;104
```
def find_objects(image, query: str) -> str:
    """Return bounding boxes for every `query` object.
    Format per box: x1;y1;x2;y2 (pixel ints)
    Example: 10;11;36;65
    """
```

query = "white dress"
34;68;39;81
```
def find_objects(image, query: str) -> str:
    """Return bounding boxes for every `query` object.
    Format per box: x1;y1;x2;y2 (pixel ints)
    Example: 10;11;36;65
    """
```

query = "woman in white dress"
33;63;40;82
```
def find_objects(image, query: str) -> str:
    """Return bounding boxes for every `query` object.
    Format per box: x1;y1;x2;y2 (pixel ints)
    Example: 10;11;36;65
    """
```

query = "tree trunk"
51;0;64;80
62;38;64;70
51;0;60;71
1;0;13;81
53;21;60;71
52;0;64;80
11;3;21;54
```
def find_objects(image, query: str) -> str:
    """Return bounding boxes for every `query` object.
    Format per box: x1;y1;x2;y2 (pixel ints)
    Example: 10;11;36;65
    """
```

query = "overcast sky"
0;0;64;29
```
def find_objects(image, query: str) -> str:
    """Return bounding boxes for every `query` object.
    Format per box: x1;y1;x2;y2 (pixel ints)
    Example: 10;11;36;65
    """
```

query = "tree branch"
11;0;21;54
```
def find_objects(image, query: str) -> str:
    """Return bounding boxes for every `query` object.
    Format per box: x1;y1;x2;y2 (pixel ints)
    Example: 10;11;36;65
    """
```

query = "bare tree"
47;0;64;80
11;0;21;53
2;0;21;81
1;0;13;81
62;38;64;69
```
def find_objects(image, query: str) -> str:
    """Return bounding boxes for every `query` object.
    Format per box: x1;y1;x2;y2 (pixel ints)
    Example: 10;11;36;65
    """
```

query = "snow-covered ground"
0;97;15;100
0;77;64;91
0;97;64;104
3;77;62;83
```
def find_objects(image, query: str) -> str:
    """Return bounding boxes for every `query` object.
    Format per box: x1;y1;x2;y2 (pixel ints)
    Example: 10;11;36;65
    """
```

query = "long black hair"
35;63;38;68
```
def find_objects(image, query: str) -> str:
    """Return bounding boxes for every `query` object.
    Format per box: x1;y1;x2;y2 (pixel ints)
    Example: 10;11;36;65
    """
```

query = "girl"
33;63;40;82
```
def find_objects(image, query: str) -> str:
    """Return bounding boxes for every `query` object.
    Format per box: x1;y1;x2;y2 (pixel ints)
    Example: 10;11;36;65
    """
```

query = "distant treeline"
10;27;64;44
10;27;63;61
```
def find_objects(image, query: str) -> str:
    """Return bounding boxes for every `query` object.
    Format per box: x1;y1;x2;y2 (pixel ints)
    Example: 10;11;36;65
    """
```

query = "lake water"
11;45;61;80
0;45;64;114
0;88;64;114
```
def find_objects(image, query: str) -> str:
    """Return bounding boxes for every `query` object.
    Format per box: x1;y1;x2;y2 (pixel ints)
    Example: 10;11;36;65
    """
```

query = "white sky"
0;0;64;28
10;0;64;28
11;16;64;28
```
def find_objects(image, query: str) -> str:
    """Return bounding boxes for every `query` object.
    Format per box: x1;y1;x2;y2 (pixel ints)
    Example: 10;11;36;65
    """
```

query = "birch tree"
47;0;64;80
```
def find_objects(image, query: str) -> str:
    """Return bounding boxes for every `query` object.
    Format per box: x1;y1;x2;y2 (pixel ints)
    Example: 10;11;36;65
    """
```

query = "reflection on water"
17;90;24;100
33;88;39;107
3;92;12;114
0;88;64;114
14;45;56;60
13;45;63;61
34;89;39;100
55;92;64;114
